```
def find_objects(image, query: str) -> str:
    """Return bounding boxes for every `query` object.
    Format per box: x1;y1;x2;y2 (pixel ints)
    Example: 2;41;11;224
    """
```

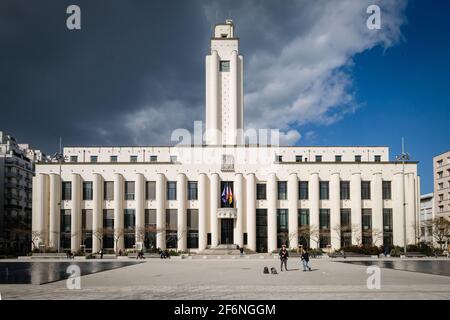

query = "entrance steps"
200;244;255;255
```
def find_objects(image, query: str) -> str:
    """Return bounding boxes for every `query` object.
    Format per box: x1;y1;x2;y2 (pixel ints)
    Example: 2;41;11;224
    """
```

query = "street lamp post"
51;137;66;253
396;137;410;255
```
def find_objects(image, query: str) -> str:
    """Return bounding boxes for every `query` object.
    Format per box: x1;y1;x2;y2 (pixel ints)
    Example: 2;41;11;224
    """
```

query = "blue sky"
297;1;450;193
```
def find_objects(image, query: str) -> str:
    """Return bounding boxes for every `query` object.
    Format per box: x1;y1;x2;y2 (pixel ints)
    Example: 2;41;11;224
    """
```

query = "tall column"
32;173;49;248
350;173;362;245
49;173;60;250
229;50;238;145
135;173;145;246
406;173;416;245
234;173;244;247
246;173;256;251
210;173;219;247
416;175;421;243
393;172;405;247
372;172;383;246
309;173;319;249
288;173;298;249
71;173;81;252
92;173;103;253
156;173;166;250
177;173;187;251
209;50;219;145
113;173;124;252
267;173;277;253
330;172;340;250
198;173;207;251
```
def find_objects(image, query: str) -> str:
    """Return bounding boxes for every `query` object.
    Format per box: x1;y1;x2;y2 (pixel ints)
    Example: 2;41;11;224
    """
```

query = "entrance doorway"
220;219;234;244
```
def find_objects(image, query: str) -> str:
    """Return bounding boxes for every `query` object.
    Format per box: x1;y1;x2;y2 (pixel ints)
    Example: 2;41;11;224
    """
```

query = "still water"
340;260;450;277
0;261;141;284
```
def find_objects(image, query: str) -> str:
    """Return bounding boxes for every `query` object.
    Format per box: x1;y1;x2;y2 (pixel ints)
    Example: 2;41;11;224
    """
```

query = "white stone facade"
31;21;420;254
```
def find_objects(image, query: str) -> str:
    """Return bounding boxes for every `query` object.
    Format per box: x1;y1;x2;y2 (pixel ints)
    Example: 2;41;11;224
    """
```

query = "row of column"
33;171;418;252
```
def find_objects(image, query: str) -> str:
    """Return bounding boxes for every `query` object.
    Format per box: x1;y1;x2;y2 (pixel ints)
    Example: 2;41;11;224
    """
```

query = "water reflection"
0;261;140;284
341;260;450;277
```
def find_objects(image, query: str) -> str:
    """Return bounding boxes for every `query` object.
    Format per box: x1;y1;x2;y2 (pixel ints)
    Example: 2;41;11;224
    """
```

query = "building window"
82;181;93;200
90;156;98;163
319;209;330;248
361;181;371;200
374;155;381;162
81;209;93;249
256;183;266;200
298;209;309;226
150;156;157;162
437;160;443;167
439;194;444;201
188;181;198;200
319;181;329;200
70;156;78;163
383;208;393;232
299;181;308;200
277;181;287;200
165;209;178;248
295;155;302;162
124;209;135;229
187;209;199;249
277;209;289;248
130;155;138;162
340;181;350;200
220;60;230;72
362;209;372;246
60;209;71;249
62;182;72;200
355;155;362;162
438;171;443;179
144;209;157;250
170;156;177;163
104;181;114;200
315;155;322;162
438;182;444;190
124;181;135;200
276;155;283;162
340;209;352;247
145;181;155;200
335;155;342;162
382;181;391;200
110;156;118;163
102;209;114;248
167;181;177;200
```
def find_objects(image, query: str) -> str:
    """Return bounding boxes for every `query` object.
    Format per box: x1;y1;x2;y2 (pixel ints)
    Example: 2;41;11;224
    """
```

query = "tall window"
104;181;114;200
187;209;199;249
256;183;267;200
124;209;135;229
62;182;72;200
220;60;230;72
319;181;329;200
187;181;198;200
124;181;135;200
340;209;352;247
165;209;178;248
81;209;93;249
299;181;308;200
383;208;393;248
167;181;177;200
277;209;289;248
340;181;350;200
60;209;71;249
277;181;287;200
362;209;372;246
361;181;371;200
82;181;93;200
103;209;114;249
124;209;135;248
130;155;138;162
298;209;309;226
144;209;157;250
319;209;330;248
382;181;391;200
90;156;98;163
146;181;156;200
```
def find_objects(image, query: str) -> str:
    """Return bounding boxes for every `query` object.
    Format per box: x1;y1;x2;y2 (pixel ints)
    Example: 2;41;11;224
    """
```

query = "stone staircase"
200;244;254;255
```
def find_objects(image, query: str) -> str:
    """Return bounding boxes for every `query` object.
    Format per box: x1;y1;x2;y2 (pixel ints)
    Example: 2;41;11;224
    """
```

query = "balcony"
217;208;237;219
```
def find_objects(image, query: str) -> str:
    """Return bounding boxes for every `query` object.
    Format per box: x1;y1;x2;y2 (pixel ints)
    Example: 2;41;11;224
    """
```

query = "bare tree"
92;228;104;251
297;225;319;248
113;228;124;253
31;230;45;251
427;217;450;249
372;228;384;246
351;224;362;246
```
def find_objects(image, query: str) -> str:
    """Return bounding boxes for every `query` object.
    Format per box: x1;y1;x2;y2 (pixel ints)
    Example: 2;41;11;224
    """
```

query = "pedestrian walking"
301;248;312;271
279;244;289;271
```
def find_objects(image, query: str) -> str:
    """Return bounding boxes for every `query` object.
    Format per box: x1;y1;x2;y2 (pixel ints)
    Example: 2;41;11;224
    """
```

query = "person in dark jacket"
301;248;312;271
279;244;289;271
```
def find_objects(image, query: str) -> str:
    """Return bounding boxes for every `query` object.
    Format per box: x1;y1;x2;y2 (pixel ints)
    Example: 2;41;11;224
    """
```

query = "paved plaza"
0;257;449;300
